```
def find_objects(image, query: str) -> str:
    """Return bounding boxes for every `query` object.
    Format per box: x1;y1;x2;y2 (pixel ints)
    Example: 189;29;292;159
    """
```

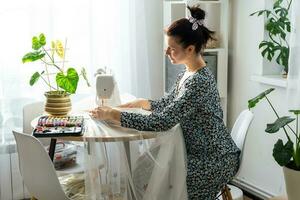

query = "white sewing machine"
95;68;121;107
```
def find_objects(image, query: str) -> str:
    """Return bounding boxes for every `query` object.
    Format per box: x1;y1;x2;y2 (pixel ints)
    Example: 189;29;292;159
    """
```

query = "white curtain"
287;0;300;109
0;0;151;145
0;0;151;198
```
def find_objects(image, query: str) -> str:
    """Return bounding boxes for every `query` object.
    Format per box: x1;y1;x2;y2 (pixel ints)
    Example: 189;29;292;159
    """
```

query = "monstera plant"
22;33;90;115
248;88;300;200
250;0;292;75
248;88;300;170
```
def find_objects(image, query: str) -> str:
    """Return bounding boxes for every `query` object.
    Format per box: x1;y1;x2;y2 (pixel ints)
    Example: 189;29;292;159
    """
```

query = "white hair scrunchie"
189;16;204;31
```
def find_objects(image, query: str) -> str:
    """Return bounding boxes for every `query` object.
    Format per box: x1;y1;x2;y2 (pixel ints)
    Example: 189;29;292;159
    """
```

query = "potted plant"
22;33;90;116
250;0;292;77
248;88;300;200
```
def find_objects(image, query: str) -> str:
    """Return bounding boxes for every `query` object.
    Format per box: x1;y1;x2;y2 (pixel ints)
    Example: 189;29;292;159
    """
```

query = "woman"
90;6;240;200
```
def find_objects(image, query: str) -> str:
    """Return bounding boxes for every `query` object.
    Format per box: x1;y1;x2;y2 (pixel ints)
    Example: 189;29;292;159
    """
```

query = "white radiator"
0;143;30;200
232;177;275;199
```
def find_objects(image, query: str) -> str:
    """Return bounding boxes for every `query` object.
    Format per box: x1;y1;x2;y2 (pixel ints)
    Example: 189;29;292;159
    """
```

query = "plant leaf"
294;146;300;168
51;41;56;56
29;72;41;86
56;68;79;94
32;36;41;50
39;33;46;46
274;0;284;8
250;9;271;17
275;46;289;69
55;40;64;59
248;88;275;109
31;33;46;50
22;51;45;63
273;139;293;166
259;41;275;61
289;110;300;115
265;116;295;133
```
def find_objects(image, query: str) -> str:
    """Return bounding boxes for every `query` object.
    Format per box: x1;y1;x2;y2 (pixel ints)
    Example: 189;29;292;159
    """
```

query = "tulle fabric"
74;80;187;200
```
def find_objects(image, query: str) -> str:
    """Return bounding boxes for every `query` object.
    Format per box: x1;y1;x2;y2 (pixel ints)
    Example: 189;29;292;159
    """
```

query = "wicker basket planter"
44;91;71;116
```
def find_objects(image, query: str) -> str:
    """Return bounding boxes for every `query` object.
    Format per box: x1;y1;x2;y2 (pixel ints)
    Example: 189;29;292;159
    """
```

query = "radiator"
232;177;275;199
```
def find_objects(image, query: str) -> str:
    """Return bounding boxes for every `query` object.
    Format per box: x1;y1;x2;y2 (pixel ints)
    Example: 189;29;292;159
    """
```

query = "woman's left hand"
89;106;121;124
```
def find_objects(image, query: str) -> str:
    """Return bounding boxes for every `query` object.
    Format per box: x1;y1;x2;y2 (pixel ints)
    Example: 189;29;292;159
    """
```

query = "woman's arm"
121;78;207;132
118;98;151;110
90;72;190;127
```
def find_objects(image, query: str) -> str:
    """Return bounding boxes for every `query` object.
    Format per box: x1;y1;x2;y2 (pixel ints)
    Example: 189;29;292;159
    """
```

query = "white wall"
228;0;288;198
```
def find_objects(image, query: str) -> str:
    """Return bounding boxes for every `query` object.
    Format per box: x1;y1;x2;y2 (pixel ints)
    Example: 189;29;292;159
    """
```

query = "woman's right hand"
118;98;151;110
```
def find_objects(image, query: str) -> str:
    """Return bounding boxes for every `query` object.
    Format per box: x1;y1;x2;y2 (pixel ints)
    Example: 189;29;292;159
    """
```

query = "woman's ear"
186;45;195;54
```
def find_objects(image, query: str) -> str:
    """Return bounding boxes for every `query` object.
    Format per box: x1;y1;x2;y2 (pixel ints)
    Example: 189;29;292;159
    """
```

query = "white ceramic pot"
283;166;300;200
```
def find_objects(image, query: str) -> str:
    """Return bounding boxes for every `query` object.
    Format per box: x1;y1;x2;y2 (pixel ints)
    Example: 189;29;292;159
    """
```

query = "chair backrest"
13;130;69;200
23;101;44;134
231;109;254;154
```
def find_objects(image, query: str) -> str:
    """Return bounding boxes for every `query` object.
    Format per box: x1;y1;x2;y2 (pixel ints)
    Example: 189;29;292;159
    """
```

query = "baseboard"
231;177;277;199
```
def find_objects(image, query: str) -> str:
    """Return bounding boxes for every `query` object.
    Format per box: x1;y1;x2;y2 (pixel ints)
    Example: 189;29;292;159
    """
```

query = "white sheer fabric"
287;0;300;109
82;113;187;200
73;81;187;200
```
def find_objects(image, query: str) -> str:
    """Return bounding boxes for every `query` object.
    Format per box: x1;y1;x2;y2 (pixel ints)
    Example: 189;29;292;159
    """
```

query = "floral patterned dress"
120;66;240;200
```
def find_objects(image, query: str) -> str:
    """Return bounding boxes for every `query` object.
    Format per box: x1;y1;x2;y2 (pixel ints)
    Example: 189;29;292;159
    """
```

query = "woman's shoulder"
190;67;213;84
174;71;185;83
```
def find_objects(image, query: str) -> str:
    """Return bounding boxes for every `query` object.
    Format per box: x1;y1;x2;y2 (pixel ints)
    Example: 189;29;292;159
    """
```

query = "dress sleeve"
148;89;175;112
121;77;207;131
149;73;183;112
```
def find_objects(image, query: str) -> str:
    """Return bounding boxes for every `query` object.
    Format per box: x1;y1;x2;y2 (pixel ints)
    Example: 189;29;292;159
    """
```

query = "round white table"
31;112;157;200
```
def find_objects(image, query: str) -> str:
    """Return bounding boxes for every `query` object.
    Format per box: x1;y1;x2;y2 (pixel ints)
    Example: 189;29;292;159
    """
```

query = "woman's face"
165;36;188;65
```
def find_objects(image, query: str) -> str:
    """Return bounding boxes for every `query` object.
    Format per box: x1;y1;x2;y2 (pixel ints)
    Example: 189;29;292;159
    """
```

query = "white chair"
23;101;49;147
23;101;44;134
221;109;254;200
13;130;73;200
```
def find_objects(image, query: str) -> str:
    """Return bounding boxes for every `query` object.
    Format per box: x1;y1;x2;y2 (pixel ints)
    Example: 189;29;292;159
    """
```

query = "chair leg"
221;185;233;200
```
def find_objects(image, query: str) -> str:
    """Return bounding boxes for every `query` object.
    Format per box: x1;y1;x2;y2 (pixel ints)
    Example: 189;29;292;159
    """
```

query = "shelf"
251;75;287;88
164;1;186;4
204;48;223;53
197;1;222;4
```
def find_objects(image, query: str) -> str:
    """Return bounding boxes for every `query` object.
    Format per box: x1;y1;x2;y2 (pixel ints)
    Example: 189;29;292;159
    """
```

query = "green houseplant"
248;88;300;199
22;33;90;115
250;0;292;75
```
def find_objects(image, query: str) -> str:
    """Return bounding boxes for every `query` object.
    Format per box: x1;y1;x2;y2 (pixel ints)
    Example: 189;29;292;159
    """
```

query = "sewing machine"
95;68;121;107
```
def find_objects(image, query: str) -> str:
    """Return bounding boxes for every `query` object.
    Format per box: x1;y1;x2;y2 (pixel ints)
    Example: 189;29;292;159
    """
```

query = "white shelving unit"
163;0;229;123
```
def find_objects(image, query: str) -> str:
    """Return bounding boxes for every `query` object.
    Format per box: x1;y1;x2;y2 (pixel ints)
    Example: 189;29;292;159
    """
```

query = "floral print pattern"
121;66;240;199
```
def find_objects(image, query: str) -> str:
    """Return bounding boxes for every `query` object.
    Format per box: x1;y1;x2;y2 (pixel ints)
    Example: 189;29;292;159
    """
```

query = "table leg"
123;141;137;200
124;141;131;172
48;139;57;161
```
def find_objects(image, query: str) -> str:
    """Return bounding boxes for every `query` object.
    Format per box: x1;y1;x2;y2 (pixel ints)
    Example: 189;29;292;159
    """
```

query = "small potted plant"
250;0;292;77
22;33;90;116
248;88;300;200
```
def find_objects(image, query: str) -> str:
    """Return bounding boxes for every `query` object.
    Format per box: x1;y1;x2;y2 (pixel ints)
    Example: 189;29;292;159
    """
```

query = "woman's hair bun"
187;5;205;20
